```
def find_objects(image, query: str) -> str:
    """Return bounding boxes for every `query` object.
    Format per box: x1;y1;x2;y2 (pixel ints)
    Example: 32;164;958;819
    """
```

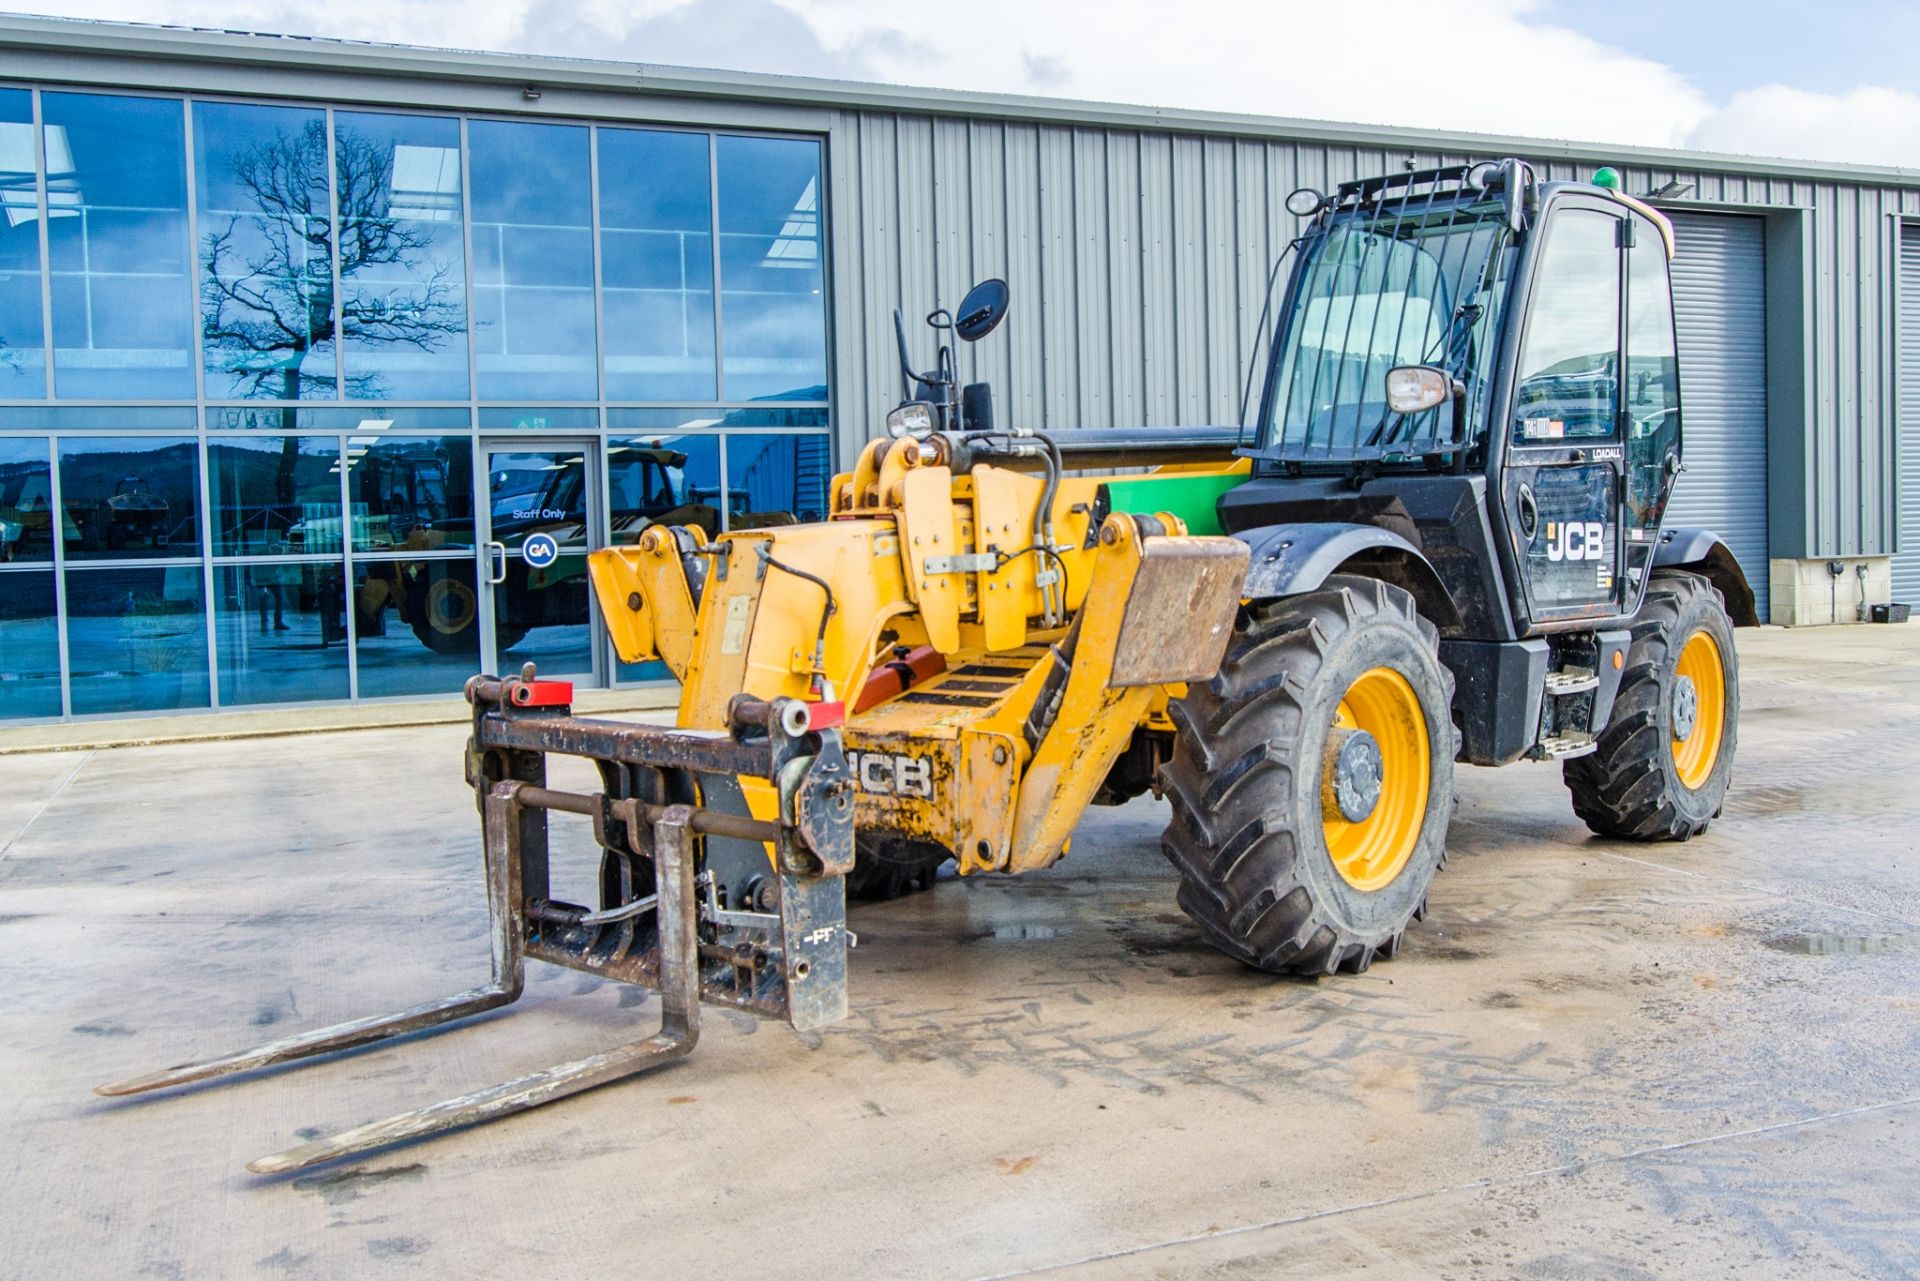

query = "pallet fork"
96;666;856;1174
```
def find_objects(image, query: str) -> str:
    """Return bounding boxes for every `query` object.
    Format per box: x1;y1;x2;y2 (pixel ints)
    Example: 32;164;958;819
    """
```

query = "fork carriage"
97;665;856;1174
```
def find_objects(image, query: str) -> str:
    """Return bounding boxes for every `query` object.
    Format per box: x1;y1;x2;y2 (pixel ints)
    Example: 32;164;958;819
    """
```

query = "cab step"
1543;667;1599;696
1531;732;1597;760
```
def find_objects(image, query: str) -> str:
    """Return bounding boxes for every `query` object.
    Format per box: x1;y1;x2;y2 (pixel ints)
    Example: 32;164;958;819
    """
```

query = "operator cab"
1231;160;1728;641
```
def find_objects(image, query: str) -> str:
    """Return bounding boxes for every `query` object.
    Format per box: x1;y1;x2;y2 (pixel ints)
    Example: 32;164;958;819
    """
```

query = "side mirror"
1384;365;1456;415
953;278;1010;342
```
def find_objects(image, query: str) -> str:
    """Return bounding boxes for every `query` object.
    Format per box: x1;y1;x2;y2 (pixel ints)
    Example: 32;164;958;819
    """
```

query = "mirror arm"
893;308;916;400
1450;378;1472;475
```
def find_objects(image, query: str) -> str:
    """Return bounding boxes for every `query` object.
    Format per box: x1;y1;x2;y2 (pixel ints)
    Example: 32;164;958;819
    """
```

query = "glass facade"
0;85;832;723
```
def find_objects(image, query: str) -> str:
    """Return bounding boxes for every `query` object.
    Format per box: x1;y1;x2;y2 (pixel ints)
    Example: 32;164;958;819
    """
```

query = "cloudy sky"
21;0;1920;167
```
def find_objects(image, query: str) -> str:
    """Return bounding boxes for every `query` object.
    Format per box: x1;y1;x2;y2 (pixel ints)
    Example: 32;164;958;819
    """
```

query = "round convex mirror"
953;278;1010;342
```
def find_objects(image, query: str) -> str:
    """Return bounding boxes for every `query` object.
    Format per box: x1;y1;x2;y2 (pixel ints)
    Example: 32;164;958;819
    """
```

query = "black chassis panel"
1218;472;1518;641
1441;637;1547;766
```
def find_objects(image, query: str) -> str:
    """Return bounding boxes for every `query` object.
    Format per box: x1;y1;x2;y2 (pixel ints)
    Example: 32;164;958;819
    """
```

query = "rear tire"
1564;570;1738;840
1160;575;1455;975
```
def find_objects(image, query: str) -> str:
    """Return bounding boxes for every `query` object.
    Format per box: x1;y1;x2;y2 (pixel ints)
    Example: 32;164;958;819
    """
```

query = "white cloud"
15;0;1920;164
1687;83;1920;167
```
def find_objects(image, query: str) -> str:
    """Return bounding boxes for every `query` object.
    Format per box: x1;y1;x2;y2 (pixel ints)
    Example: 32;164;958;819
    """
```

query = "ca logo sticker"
1543;521;1607;562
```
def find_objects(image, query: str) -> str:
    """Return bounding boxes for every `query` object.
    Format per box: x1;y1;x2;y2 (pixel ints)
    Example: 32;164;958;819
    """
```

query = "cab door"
1500;201;1630;625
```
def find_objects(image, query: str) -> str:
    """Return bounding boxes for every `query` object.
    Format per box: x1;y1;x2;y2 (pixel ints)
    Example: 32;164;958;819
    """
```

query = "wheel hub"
1671;673;1698;742
1327;727;1384;823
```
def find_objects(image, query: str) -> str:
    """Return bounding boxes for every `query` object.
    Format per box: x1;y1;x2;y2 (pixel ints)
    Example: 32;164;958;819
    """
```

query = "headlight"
886;402;936;440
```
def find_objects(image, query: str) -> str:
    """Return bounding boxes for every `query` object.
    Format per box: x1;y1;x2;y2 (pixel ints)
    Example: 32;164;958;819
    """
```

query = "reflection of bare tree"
201;122;465;503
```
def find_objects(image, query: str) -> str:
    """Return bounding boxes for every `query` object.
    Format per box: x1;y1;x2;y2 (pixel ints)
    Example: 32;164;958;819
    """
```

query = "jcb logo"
1543;520;1607;562
847;750;934;800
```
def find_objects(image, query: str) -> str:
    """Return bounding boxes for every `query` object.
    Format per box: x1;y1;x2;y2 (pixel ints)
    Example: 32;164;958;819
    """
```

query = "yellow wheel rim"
424;575;477;635
1670;630;1726;790
1323;666;1430;892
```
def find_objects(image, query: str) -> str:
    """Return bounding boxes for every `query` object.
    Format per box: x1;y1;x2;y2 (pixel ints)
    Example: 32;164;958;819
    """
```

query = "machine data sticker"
720;594;753;655
1523;417;1566;440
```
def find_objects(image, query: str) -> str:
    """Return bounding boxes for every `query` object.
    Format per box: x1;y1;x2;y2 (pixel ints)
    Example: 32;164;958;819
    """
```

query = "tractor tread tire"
1160;575;1455;976
1563;570;1739;841
846;836;949;902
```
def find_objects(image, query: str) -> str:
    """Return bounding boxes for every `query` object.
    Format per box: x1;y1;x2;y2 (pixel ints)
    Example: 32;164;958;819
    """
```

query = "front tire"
1160;576;1456;975
1564;570;1738;839
846;834;949;901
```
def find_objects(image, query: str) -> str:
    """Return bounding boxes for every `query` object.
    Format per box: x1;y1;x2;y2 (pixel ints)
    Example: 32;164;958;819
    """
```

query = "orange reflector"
1612;650;1624;670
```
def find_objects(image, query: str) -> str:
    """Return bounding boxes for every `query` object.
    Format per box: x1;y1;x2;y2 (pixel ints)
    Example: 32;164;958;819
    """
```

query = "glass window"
477;406;598;430
726;432;831;527
333;111;468;400
1266;211;1506;455
65;564;208;714
0;571;62;719
207;435;342;555
345;435;473;552
215;561;348;704
716;136;825;401
43;92;194;399
0;89;46;397
0;438;55;563
469;120;595;401
1512;209;1620;442
351;558;479;697
195;102;337;400
205;405;471;431
608;434;721;541
599;128;715;401
1625;215;1681;538
0;405;195;431
59;436;201;559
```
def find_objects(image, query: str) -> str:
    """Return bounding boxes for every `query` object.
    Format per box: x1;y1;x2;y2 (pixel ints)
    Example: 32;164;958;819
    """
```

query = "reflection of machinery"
393;445;727;658
88;476;172;552
607;445;721;542
0;469;52;562
334;449;479;656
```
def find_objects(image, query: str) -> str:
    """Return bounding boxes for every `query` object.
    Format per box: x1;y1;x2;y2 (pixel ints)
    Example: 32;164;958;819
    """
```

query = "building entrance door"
478;439;601;684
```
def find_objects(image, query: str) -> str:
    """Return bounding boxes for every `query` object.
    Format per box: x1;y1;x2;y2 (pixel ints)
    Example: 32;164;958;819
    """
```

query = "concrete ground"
3;624;1918;1279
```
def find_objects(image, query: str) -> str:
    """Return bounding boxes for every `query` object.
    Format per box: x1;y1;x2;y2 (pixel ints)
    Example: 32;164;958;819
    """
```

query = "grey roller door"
1665;211;1770;619
1896;224;1920;604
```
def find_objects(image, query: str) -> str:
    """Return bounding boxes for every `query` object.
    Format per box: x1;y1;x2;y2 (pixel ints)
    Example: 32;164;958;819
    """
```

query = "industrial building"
0;13;1915;722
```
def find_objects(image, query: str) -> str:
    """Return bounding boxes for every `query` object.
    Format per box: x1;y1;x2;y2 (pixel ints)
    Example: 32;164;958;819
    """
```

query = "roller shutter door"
1896;224;1920;604
1665;211;1769;619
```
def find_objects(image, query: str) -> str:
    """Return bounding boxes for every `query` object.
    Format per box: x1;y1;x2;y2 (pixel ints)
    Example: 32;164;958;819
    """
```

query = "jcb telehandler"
102;159;1752;1173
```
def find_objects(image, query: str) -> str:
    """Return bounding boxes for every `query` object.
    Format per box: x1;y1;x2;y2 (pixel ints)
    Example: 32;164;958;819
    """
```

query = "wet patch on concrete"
1764;932;1911;956
365;1237;430;1259
291;1164;427;1206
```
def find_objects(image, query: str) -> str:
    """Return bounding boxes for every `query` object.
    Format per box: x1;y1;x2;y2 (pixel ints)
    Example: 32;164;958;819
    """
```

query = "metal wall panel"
1896;224;1920;601
820;111;1920;562
1664;211;1771;616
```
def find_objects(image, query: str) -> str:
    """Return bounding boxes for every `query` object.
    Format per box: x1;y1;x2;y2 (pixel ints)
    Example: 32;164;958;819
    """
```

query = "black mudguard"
1653;527;1759;626
1239;522;1458;630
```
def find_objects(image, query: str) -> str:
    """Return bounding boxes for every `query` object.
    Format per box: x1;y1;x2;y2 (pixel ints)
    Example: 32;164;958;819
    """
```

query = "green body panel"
1101;472;1249;537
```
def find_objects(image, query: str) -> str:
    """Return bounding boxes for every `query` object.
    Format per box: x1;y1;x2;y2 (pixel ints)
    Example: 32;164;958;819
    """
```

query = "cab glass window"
1511;209;1620;442
1624;215;1680;531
